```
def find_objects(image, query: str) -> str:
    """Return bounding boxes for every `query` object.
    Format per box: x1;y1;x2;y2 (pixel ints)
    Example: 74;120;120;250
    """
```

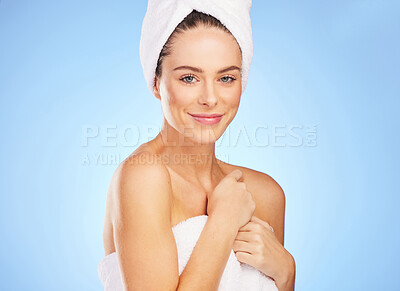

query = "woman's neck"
149;122;224;191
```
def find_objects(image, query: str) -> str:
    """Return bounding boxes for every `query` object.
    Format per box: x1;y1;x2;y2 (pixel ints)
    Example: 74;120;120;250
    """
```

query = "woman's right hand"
207;169;256;231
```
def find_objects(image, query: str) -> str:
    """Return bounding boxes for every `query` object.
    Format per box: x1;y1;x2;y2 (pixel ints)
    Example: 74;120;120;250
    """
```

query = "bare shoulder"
110;144;169;191
109;149;173;221
104;149;179;289
114;149;169;181
217;160;286;245
216;159;285;202
110;149;174;229
102;148;173;253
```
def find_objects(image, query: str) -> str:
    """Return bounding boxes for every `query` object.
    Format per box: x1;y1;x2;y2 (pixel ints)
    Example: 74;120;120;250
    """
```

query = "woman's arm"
233;170;296;291
176;214;237;291
259;175;296;291
112;153;236;291
112;156;179;290
273;255;296;291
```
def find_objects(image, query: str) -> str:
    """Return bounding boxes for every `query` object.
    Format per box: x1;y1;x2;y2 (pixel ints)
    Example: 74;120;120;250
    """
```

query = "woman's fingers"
250;215;274;232
232;239;250;253
234;251;254;266
235;230;251;242
239;220;273;232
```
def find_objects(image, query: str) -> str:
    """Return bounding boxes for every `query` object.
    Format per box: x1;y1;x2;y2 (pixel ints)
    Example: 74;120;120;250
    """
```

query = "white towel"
139;0;254;94
98;215;278;290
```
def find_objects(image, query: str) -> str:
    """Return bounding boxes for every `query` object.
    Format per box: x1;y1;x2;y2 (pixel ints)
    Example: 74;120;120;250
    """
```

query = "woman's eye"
220;76;236;83
180;75;197;84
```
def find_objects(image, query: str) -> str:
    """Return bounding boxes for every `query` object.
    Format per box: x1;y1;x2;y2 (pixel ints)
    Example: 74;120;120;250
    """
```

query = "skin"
102;25;295;290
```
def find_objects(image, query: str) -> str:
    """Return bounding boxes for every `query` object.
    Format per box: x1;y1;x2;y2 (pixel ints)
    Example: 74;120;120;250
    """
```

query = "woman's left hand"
232;215;294;285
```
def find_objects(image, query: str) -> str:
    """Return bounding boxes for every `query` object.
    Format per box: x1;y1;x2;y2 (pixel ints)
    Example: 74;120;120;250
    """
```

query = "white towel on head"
139;0;253;94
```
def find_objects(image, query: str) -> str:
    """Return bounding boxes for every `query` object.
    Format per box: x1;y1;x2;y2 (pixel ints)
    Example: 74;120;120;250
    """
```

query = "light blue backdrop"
0;1;399;290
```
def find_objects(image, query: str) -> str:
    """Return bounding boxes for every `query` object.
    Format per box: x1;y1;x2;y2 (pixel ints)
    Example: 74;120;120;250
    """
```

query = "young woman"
98;3;295;291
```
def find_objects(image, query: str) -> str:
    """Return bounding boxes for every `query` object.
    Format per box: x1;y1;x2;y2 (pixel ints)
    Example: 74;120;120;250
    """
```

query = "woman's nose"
198;81;218;107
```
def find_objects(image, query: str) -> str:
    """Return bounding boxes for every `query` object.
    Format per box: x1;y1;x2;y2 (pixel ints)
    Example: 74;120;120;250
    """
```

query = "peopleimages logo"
80;123;317;166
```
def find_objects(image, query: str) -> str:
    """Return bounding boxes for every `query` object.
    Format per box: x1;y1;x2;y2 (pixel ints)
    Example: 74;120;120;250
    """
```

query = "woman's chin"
189;129;222;145
173;121;226;145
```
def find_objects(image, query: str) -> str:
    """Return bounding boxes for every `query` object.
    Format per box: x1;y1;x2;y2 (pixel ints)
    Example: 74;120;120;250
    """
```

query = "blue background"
0;0;399;290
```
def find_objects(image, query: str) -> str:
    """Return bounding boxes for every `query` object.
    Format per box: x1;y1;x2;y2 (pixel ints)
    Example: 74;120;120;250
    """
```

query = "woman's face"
154;25;242;145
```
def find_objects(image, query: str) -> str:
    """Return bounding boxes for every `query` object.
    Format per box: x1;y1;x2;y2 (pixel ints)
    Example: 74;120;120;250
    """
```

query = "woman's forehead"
166;29;241;70
173;26;238;48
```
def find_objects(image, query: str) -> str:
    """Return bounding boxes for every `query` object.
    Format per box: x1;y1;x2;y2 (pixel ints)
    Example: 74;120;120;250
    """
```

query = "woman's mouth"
188;113;224;125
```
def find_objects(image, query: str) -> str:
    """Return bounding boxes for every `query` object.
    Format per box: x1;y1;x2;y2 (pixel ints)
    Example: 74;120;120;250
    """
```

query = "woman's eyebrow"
173;65;241;74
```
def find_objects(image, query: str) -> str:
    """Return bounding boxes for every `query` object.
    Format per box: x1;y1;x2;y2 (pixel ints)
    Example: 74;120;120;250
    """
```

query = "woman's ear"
152;75;161;101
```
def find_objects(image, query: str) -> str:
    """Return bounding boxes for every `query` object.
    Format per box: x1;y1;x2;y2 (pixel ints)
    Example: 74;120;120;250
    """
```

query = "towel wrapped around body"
98;215;278;290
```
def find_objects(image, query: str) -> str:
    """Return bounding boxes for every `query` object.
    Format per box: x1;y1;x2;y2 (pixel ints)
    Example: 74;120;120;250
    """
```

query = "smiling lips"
188;113;224;125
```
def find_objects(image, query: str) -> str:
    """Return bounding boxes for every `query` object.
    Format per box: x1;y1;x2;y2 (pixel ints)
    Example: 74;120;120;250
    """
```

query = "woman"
98;2;295;290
